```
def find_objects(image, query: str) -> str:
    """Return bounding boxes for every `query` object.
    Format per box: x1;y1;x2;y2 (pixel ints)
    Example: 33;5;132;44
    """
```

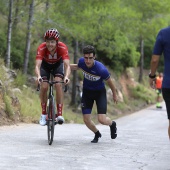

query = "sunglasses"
84;57;94;60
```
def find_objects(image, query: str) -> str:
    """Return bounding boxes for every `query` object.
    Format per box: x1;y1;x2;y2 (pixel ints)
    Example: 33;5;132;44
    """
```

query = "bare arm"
106;77;118;103
70;64;79;70
150;55;160;75
149;55;160;88
35;59;42;82
63;59;71;84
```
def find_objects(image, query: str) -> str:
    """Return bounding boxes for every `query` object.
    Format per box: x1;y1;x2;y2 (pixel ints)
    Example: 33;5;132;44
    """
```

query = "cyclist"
35;28;70;126
70;45;118;143
155;72;163;108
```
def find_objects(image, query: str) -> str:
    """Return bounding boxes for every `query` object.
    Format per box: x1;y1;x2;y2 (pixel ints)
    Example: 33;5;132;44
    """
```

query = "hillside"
0;62;157;126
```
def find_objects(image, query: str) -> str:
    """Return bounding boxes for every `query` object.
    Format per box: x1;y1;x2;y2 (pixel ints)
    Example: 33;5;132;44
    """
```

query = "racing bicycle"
37;74;67;145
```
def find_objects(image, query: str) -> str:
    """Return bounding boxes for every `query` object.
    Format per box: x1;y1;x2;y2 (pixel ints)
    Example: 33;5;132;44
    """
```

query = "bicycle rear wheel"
47;96;55;145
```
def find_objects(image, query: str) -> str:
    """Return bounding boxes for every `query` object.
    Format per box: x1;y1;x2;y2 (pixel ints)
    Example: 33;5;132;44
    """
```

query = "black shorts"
162;88;170;119
40;59;64;81
81;88;107;114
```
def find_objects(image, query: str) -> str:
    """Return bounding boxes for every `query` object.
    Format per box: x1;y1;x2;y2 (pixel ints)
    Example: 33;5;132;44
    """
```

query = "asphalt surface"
0;102;169;170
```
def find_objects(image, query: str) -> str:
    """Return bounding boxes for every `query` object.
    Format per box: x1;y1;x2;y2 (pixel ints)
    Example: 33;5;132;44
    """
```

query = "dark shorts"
40;59;64;81
162;88;170;119
81;88;107;114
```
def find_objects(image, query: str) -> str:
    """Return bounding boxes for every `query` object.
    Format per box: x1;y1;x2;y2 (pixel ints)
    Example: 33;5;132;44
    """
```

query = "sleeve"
35;44;44;60
152;30;164;55
103;68;110;80
59;44;70;60
99;63;110;80
78;57;83;68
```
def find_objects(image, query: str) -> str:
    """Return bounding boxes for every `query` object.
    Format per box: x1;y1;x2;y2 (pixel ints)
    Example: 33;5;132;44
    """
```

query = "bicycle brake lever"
36;84;40;91
64;85;68;92
36;78;43;91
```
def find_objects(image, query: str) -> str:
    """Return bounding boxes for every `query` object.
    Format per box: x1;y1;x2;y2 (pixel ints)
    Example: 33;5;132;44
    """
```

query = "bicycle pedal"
57;120;64;125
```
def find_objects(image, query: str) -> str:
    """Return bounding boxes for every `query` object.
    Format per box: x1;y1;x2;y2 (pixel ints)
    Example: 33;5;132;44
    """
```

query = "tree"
5;0;13;68
13;0;20;29
23;0;34;74
122;0;170;82
71;40;79;105
2;0;170;77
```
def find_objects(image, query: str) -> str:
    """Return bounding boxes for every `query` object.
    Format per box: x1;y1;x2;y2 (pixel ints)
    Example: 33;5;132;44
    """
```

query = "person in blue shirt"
149;26;170;140
71;45;118;143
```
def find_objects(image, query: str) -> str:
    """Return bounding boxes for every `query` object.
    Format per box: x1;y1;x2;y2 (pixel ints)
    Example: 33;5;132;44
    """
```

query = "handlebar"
36;80;68;92
37;84;40;91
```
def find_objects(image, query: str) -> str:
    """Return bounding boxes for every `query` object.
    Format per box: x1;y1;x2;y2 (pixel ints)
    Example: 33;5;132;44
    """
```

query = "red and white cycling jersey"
36;41;69;64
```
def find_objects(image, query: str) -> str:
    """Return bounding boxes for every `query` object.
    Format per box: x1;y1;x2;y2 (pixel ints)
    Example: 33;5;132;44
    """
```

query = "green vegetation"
0;1;166;124
0;59;157;124
0;0;169;74
13;70;27;88
130;84;155;103
4;94;13;117
17;87;40;122
16;86;85;123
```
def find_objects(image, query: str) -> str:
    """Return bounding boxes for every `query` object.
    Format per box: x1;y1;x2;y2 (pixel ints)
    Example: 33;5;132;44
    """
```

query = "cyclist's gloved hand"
37;76;43;84
36;76;42;91
64;77;70;85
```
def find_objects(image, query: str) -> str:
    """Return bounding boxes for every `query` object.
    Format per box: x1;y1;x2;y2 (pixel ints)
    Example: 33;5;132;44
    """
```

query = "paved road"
0;102;169;170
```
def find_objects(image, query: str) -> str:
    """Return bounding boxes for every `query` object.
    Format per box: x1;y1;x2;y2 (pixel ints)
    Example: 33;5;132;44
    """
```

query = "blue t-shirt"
78;57;110;90
153;26;170;88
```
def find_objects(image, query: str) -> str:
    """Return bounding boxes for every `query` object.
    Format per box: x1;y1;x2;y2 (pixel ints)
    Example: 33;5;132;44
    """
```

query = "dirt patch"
119;70;138;98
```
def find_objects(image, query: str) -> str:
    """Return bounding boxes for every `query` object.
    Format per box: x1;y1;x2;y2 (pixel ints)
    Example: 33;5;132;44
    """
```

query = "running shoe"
39;114;47;126
91;131;102;143
56;116;65;124
110;121;117;139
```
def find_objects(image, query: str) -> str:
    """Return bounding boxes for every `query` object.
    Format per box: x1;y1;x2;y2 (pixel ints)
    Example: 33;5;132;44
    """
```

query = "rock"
11;88;22;94
107;89;124;102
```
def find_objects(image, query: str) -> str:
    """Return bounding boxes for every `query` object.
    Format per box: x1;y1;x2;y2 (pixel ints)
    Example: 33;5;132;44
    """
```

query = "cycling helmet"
44;28;60;40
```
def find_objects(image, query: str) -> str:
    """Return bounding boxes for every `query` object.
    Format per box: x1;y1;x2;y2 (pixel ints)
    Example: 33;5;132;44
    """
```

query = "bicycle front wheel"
47;96;55;145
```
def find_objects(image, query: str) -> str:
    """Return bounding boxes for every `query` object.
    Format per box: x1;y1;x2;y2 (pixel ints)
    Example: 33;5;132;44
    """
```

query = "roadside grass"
15;76;156;124
130;84;155;104
0;60;7;82
0;58;157;124
13;70;27;88
16;87;85;124
16;87;40;122
3;94;13;117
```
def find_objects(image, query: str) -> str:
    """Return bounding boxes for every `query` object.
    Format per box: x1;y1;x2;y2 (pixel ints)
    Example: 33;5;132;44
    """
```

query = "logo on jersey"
48;53;57;59
82;71;100;81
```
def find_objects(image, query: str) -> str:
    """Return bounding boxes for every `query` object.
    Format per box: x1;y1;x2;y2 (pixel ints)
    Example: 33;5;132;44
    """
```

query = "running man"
149;26;170;140
35;28;70;126
70;45;118;143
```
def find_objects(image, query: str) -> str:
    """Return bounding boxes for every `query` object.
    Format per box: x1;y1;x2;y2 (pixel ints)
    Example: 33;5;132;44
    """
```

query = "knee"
41;84;48;91
55;83;62;90
83;117;90;124
98;117;105;125
83;117;88;124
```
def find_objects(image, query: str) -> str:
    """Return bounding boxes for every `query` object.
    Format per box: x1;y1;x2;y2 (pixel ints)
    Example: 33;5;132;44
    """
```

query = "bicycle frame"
37;74;67;145
46;74;55;145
